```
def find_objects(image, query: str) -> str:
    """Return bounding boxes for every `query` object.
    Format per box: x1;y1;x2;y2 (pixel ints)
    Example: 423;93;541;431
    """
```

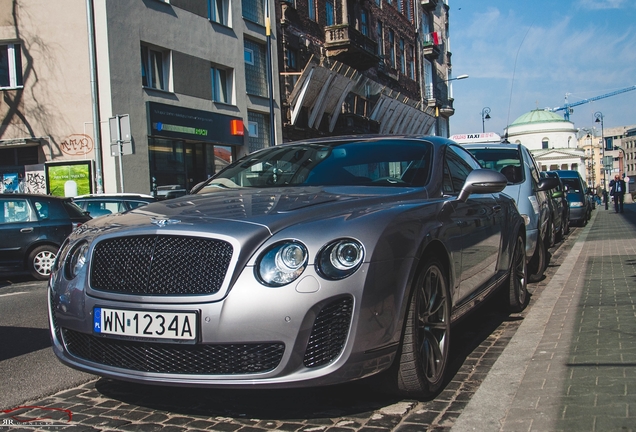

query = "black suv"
0;194;91;280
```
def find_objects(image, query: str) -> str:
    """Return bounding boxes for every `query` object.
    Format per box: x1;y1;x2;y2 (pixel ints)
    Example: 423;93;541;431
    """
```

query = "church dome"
509;109;567;126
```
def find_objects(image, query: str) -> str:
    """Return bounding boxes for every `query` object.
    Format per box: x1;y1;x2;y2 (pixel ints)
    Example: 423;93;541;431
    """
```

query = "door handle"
20;228;34;233
492;205;502;213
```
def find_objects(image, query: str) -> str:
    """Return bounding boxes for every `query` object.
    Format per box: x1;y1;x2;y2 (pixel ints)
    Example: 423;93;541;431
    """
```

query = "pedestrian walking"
609;174;626;213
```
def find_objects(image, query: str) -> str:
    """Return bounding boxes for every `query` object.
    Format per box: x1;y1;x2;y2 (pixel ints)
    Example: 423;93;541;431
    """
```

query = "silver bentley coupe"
49;135;527;398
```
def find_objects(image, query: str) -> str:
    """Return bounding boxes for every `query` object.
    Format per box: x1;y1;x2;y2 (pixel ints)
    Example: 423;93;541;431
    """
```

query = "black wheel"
506;234;528;313
27;245;58;280
528;237;546;283
563;215;570;235
394;258;451;397
547;220;556;248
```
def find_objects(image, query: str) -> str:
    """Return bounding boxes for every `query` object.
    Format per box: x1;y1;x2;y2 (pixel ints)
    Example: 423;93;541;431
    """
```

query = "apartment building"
276;0;455;140
0;0;280;195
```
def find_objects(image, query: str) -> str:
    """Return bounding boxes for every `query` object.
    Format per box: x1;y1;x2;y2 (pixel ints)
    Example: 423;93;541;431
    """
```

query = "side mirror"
457;169;508;202
552;191;563;199
537;177;559;192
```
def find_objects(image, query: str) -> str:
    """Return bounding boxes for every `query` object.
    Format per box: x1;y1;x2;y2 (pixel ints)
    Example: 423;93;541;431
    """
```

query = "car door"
0;197;39;271
444;146;503;303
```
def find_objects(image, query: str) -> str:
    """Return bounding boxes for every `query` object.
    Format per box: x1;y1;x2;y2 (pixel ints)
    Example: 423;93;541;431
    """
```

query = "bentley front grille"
90;235;233;296
62;329;284;374
303;296;353;368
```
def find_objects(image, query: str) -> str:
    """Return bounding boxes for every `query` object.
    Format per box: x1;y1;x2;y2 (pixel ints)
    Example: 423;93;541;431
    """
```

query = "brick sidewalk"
452;205;636;432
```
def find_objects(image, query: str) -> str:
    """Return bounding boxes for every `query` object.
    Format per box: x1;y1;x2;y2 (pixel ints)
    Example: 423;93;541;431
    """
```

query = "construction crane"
548;85;636;120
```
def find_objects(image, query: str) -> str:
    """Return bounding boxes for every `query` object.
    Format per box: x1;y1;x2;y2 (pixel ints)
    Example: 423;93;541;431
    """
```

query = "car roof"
0;193;71;201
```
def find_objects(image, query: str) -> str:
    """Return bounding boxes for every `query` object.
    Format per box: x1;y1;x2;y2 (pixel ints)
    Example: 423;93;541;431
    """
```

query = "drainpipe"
86;0;104;193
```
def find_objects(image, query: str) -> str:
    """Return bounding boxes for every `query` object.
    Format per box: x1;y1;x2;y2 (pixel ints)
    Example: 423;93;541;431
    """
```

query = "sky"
448;0;636;137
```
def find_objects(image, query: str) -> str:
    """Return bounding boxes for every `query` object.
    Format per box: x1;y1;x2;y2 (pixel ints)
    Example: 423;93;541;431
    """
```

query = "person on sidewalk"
609;174;626;213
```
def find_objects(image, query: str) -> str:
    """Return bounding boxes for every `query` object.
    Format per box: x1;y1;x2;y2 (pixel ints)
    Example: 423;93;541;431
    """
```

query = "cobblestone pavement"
0;225;580;432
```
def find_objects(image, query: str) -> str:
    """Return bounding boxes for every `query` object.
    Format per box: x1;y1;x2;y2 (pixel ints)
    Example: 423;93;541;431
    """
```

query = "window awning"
287;57;437;135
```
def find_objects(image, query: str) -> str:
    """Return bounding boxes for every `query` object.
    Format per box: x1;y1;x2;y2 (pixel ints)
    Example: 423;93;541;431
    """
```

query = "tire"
528;237;546;283
548;220;556;248
27;245;58;281
393;258;451;397
506;234;528;313
563;215;570;235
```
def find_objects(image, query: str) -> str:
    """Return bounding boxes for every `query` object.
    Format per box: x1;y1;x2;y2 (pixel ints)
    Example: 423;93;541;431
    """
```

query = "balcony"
420;0;438;11
421;32;441;60
324;24;380;70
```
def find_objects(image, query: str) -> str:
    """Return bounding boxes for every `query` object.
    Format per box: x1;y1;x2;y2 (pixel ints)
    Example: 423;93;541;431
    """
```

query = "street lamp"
595;111;607;209
445;74;469;82
481;107;491;133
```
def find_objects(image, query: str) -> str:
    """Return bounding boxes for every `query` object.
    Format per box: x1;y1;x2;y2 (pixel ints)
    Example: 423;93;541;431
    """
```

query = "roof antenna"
504;22;533;143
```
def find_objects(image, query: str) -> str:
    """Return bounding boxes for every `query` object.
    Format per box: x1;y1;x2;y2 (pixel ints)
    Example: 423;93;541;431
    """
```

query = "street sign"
109;114;133;155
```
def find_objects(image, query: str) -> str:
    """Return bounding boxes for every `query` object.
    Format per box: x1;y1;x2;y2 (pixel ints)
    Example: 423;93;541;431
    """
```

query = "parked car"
49;135;527;398
0;194;91;280
545;171;570;242
554;170;590;226
156;185;188;200
73;193;157;218
461;142;559;283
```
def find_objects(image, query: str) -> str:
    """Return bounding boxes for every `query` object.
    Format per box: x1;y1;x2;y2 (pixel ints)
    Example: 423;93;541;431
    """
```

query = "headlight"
64;241;89;280
257;241;308;287
317;239;364;280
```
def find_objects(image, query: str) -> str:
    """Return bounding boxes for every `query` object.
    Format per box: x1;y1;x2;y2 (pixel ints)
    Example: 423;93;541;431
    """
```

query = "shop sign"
147;102;244;145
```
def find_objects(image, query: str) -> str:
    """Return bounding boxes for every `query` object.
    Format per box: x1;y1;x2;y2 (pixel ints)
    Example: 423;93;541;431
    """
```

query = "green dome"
510;109;567;126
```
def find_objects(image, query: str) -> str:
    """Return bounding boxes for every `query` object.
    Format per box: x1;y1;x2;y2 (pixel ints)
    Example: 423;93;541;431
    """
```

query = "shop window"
242;0;264;25
244;40;267;97
208;0;230;26
141;44;171;91
0;43;23;89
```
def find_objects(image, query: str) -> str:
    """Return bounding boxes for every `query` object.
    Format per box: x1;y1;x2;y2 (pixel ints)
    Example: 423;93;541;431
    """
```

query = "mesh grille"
303;296;353;368
90;235;233;295
62;329;284;374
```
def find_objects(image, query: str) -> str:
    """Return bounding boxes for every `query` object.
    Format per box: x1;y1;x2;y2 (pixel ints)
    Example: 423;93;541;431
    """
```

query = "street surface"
0;226;578;431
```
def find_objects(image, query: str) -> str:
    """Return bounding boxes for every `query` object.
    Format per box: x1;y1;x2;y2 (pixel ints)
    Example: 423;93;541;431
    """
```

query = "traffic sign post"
109;114;132;193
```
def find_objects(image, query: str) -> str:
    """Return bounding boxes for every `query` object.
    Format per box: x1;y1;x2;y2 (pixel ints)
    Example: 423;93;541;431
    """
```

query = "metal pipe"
86;0;104;193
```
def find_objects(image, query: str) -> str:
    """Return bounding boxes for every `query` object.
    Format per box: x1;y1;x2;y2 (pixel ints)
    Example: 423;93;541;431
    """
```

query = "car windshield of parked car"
195;139;433;192
561;178;582;194
465;148;523;184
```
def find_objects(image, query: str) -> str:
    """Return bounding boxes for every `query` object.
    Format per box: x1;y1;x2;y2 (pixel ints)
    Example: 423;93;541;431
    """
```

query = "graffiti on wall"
24;164;46;194
60;134;94;156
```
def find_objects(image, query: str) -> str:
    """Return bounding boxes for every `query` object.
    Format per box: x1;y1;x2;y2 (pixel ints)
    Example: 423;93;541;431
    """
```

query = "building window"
248;111;270;152
389;30;395;68
408;45;415;79
376;21;384;56
326;0;334;26
308;0;316;21
0;43;23;89
423;59;433;99
397;0;403;13
211;66;233;104
399;38;405;74
141;45;170;91
244;40;267;97
406;0;411;20
375;0;381;6
242;0;264;25
542;139;549;149
208;0;230;26
285;47;297;70
361;10;369;36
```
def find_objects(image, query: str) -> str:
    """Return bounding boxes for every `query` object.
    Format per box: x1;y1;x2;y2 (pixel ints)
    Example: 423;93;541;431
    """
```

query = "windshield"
465;148;523;184
195;139;433;193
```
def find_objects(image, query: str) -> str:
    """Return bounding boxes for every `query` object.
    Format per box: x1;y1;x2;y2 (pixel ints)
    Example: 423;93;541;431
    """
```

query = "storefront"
146;102;245;193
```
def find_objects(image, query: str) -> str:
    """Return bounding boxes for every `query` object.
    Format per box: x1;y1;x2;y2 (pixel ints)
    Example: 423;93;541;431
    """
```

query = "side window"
0;199;33;223
524;148;541;190
444;146;474;194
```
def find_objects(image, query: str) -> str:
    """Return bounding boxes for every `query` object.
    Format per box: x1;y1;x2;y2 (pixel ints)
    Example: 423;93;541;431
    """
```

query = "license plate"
94;307;197;341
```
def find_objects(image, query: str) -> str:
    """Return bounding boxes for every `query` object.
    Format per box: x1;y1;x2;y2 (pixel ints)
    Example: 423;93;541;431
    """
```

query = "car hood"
78;186;425;240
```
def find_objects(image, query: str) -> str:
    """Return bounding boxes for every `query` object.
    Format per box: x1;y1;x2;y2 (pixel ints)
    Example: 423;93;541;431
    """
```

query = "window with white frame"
208;0;230;26
211;66;233;104
141;45;170;91
0;43;23;89
376;21;384;56
242;0;265;24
